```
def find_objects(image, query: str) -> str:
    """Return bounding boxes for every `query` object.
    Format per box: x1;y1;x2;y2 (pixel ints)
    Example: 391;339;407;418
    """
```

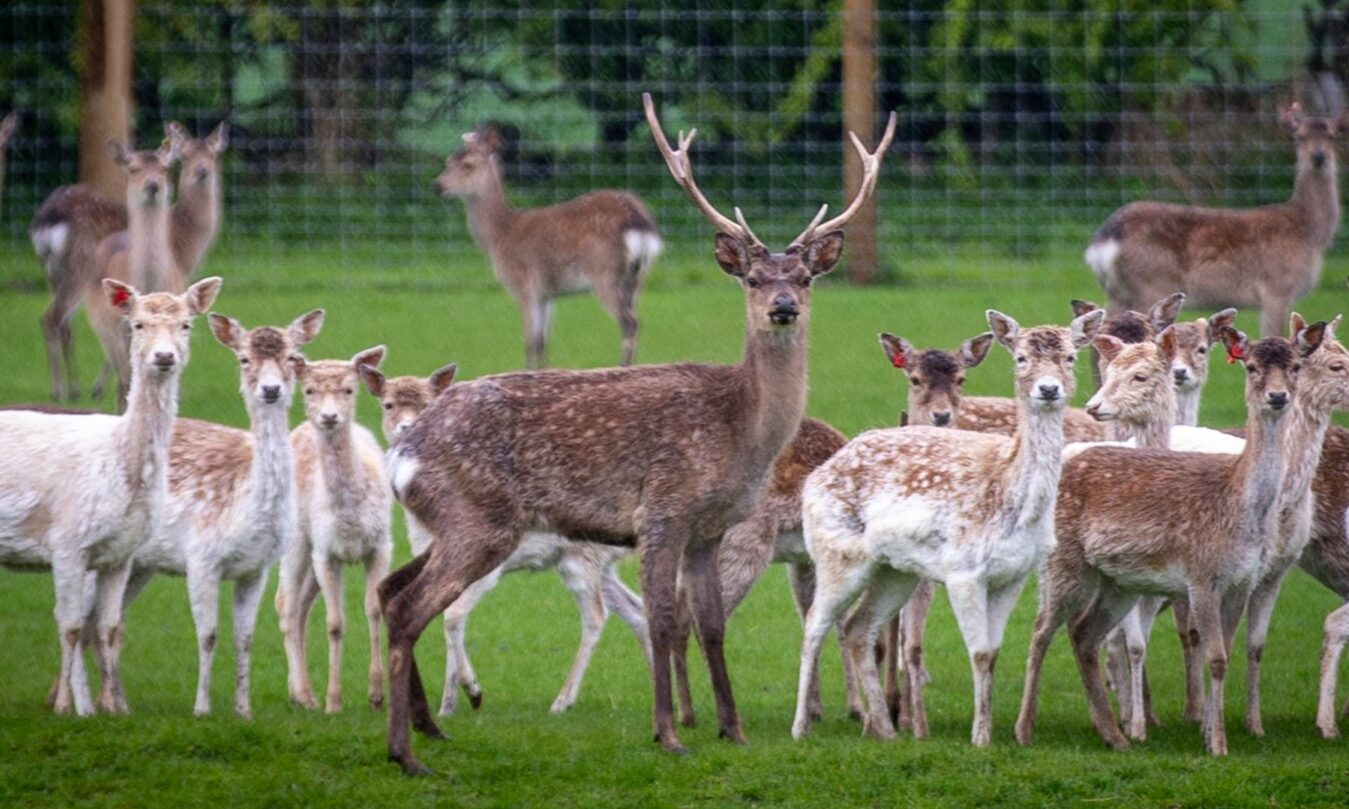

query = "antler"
788;111;897;249
643;92;763;247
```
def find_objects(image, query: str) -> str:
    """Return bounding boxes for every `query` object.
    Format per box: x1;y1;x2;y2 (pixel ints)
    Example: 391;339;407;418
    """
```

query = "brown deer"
32;121;228;402
1015;324;1326;755
435;126;662;368
1305;427;1349;737
0;111;19;214
377;94;894;774
1086;102;1342;339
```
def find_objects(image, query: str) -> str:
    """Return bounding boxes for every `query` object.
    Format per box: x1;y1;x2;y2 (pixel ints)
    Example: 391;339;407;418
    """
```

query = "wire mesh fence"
0;1;1340;290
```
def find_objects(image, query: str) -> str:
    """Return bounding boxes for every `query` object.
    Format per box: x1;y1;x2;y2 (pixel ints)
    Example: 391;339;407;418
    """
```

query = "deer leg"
41;304;74;401
617;276;640;367
1132;595;1167;729
882;615;901;729
841;569;915;740
186;564;222;717
601;566;649;662
1317;601;1349;738
90;362;111;401
1243;566;1291;737
1015;582;1081;747
683;538;746;744
230;573;266;719
786;563;826;722
1259;297;1292;340
550;550;610;714
377;553;440;736
637;520;691;753
90;562;133;715
366;544;391;712
521;296;552;369
900;580;936;739
51;558;94;716
792;552;875;740
1195;586;1239;756
1111;608;1143;740
277;548;319;710
315;555;347;714
1066;589;1137;751
672;583;697;728
1171;595;1203;722
441;568;501;715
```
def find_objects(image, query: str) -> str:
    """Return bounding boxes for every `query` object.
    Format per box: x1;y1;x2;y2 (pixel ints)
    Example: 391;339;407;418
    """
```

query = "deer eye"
305;388;315;396
1134;373;1148;382
955;376;966;386
383;402;393;410
909;376;922;387
1332;363;1346;372
745;277;761;289
1015;355;1028;365
1065;355;1076;365
343;388;353;396
1197;346;1207;355
133;322;145;331
238;356;250;365
1245;363;1256;373
181;322;192;331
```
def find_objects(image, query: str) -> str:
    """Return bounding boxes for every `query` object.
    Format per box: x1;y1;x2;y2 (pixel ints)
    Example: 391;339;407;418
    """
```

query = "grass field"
2;249;1349;808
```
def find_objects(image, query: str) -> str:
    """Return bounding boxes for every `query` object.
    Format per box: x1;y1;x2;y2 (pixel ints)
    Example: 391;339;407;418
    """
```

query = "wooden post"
841;0;878;284
80;0;135;200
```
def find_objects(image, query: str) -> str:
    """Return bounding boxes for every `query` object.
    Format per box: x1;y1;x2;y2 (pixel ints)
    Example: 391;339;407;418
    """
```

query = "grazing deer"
275;346;393;714
361;362;650;717
1015;324;1326;755
376;94;893;774
794;308;1104;745
0;111;19;214
1087;102;1342;339
33;121;228;402
435;126;662;368
0;277;220;716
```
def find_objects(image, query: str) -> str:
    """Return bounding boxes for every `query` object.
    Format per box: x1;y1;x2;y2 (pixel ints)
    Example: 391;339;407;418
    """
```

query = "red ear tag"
112;287;131;307
1227;343;1245;364
891;354;906;369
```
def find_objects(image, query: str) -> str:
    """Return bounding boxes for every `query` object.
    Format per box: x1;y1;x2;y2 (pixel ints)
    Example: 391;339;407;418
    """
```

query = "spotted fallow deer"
794;307;1105;746
0;277;221;716
1015;323;1328;755
435;125;662;369
377;94;894;774
360;362;650;717
33;121;228;403
1087;102;1343;339
0;111;19;214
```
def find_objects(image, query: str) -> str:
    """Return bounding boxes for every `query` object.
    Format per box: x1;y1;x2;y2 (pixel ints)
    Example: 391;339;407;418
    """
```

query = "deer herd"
2;96;1349;774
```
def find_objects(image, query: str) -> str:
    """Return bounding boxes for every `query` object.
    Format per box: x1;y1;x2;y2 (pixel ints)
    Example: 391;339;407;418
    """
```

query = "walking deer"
276;346;393;714
377;94;893;774
1015;323;1327;755
435;125;662;368
1087;102;1343;339
33;121;228;402
794;307;1104;745
361;362;650;717
0;277;220;716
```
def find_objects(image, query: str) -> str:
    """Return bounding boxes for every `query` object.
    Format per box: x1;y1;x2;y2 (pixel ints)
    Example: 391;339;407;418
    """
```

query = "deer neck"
1233;408;1289;545
314;422;362;511
1291;159;1341;249
1110;390;1176;449
1279;392;1334;515
463;166;516;253
1174;388;1202;426
738;319;809;473
129;200;182;293
116;363;180;502
171;179;220;275
246;401;296;519
1003;397;1067;526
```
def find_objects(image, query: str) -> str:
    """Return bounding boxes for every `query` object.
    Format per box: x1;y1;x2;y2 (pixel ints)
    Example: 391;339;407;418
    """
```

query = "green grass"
2;259;1349;808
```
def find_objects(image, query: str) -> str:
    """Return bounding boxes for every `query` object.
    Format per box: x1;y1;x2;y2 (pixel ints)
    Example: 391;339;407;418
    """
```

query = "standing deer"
377;94;893;774
360;361;650;717
1015;324;1327;755
0;111;19;215
1305;427;1349;737
794;308;1104;745
33;121;228;402
0;277;221;715
435;126;662;368
1087;102;1343;339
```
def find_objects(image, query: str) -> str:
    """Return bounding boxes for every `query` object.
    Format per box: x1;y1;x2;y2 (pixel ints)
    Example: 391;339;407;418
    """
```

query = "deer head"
108;137;179;210
360;362;458;442
1084;328;1178;423
298;346;387;434
434;126;503;198
1221;324;1322;416
209;309;324;410
988;308;1104;410
879;331;993;426
644;93;894;334
166;121;228;192
1169;307;1238;392
1288;312;1349;412
1070;292;1184;348
1281;101;1347;176
102;276;221;380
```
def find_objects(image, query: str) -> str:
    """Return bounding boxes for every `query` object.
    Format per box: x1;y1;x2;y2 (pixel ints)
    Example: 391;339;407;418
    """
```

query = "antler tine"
643;92;757;244
734;207;764;247
789;110;898;248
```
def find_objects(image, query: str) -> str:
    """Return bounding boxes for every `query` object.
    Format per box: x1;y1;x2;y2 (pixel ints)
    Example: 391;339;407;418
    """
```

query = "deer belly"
555;267;593;295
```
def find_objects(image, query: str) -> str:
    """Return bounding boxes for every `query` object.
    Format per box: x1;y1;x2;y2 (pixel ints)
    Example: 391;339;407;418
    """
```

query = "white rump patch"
386;450;419;501
32;224;70;269
1083;239;1120;284
624;230;663;269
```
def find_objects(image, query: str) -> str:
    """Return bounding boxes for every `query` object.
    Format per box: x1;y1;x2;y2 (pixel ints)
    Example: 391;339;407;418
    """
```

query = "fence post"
79;0;135;200
841;0;878;284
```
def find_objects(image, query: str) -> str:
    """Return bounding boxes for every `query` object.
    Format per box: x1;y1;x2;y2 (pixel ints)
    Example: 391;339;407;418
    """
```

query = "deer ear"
157;136;179;165
960;332;995;368
1220;326;1248;364
107;139;132;168
183;276;222;315
288;309;325;346
1157;325;1179;363
1290;312;1308;339
1069;308;1107;348
208;312;244;350
1281;102;1305;132
165;121;189;147
1070;299;1099;318
103;278;138;317
878;333;913;369
1150;292;1185;331
352;345;386;371
1330;314;1344;340
207;121;229;153
429;363;458;395
987;310;1020;349
1092;334;1126;365
1298;321;1329;357
713;233;750;278
358;363;385;397
803;231;845;277
1205;308;1238;343
475;125;501;152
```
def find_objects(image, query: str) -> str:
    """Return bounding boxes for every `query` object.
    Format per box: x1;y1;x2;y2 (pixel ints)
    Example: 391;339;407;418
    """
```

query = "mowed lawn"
1;248;1349;807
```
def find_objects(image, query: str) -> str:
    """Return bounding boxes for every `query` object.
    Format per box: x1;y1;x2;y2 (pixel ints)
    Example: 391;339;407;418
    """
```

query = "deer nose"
145;180;160;197
769;294;799;325
320;413;340;428
261;385;281;403
152;351;176;368
1173;368;1189;384
1313;150;1328;168
1037;383;1061;401
1267;391;1289;409
1085;402;1101;417
932;412;951;427
195;167;209;182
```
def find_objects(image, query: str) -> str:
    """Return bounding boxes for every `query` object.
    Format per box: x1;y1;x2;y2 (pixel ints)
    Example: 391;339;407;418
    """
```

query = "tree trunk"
841;0;879;284
80;0;135;200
